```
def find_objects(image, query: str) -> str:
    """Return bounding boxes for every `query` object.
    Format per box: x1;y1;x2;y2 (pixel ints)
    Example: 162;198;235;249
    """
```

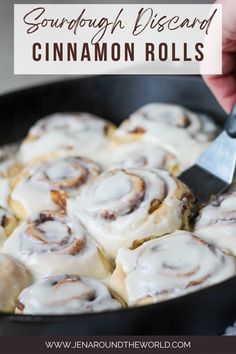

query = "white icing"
104;141;179;172
11;156;100;217
92;173;131;204
115;103;218;170
194;192;236;256
0;254;32;312
18;113;111;164
17;275;121;315
0;207;16;248
2;211;109;279
114;231;235;305
0;159;15;175
68;168;190;258
12;177;58;216
30;113;104;137
0;146;19;211
0;179;10;209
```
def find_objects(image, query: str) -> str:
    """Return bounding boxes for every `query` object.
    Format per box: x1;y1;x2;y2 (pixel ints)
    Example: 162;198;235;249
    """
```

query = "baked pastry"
0;147;22;211
68;168;194;259
0;207;18;246
0;179;11;211
104;140;180;175
194;191;236;256
0;147;22;179
2;210;111;279
18;112;114;164
110;231;235;306
113;103;218;170
0;254;32;312
10;155;101;219
16;274;121;315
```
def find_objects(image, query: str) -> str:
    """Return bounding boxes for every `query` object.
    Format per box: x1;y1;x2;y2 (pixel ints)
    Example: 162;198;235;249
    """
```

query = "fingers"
202;0;236;113
203;52;236;113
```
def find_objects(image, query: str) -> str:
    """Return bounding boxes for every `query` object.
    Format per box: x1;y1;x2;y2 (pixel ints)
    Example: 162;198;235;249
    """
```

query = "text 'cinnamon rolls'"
16;275;121;315
2;210;110;279
110;231;235;306
68;168;194;259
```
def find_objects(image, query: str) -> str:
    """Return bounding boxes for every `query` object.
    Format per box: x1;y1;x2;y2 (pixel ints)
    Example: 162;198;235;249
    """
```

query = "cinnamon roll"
110;231;235;306
10;155;101;219
0;147;22;179
0;179;11;211
16;275;121;315
194;191;236;256
18;112;114;164
68;168;194;259
0;146;22;211
104;141;180;175
0;207;18;246
113;103;218;170
2;210;111;279
0;254;32;312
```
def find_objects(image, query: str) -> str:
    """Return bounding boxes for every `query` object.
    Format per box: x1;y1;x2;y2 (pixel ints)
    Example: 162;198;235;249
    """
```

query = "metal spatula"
179;103;236;203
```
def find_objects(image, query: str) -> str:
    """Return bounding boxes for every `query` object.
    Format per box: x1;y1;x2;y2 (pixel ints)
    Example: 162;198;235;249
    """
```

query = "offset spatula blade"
179;131;236;203
179;165;229;203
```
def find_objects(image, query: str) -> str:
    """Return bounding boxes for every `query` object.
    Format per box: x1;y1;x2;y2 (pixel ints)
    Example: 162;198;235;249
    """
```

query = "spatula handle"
225;103;236;138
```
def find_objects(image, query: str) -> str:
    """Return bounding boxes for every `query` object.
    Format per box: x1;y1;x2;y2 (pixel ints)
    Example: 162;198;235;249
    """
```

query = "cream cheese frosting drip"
194;191;236;256
68;168;193;258
0;254;32;312
0;179;10;210
10;156;101;217
0;147;21;179
114;103;219;170
0;146;22;211
0;207;17;247
105;141;179;173
16;275;121;315
18;113;113;164
113;231;235;306
2;211;110;279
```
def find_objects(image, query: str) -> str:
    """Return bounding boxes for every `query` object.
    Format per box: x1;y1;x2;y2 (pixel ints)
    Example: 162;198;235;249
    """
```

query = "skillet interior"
0;75;234;336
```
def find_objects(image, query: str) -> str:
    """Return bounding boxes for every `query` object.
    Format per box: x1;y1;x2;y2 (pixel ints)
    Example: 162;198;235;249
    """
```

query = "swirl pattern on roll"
105;141;179;174
2;210;110;279
68;168;194;258
194;191;236;256
113;103;218;170
0;254;32;312
10;155;101;219
110;231;235;306
16;275;121;315
18;112;114;164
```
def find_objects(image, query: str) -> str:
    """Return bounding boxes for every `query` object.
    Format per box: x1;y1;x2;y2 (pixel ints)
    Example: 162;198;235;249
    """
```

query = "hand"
203;0;236;113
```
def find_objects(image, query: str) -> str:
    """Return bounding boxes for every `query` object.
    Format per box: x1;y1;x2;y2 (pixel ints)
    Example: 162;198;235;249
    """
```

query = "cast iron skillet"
0;75;235;336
